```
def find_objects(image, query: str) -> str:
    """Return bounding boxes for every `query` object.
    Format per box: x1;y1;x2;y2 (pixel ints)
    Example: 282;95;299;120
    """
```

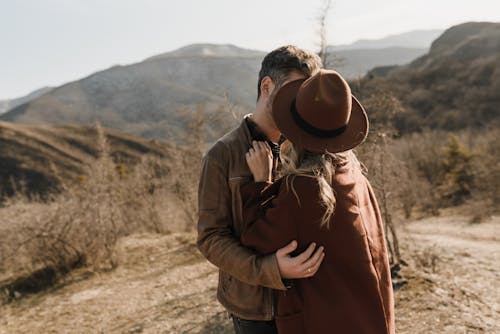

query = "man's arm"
196;142;287;290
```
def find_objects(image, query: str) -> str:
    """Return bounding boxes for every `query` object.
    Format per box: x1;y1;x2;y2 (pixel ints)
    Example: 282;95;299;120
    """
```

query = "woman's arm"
239;178;300;254
240;140;298;253
242;140;325;279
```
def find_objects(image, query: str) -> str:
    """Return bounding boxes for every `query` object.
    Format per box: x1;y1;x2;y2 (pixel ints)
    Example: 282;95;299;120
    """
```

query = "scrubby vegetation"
0;104;238;303
0;123;175;302
2;101;497;303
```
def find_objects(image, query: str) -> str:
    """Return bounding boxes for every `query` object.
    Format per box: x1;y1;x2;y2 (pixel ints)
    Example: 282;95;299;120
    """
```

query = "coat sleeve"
239;176;301;255
196;141;286;290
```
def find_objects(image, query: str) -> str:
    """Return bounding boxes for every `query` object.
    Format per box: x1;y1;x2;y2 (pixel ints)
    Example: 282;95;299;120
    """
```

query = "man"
197;45;324;333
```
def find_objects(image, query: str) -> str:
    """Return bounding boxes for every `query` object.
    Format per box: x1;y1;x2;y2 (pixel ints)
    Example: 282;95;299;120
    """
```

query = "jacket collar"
240;113;257;146
240;113;284;152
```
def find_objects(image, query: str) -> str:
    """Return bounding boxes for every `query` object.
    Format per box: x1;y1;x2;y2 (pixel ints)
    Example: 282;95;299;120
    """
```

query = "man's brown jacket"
197;115;286;320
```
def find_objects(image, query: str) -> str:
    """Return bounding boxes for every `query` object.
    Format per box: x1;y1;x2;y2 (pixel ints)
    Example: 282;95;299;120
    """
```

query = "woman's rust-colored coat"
240;158;395;334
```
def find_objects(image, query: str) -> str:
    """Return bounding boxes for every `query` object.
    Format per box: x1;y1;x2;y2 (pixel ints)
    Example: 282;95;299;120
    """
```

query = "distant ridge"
332;29;443;50
358;22;500;132
327;47;427;78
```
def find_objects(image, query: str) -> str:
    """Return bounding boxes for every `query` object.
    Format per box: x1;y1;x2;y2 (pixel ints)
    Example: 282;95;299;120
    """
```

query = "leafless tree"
317;0;332;67
316;0;344;69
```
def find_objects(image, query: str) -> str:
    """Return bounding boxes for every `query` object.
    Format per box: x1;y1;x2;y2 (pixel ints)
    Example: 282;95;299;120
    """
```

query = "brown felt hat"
272;69;369;153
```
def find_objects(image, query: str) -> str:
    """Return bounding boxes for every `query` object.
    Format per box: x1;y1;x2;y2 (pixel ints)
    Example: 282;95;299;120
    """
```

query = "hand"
276;240;325;279
246;141;273;182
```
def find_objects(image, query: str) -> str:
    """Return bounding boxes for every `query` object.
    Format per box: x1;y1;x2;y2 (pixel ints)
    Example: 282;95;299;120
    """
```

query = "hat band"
290;98;347;139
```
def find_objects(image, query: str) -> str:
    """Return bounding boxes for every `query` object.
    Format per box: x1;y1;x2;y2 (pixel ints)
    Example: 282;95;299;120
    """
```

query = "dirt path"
1;216;499;333
395;216;500;333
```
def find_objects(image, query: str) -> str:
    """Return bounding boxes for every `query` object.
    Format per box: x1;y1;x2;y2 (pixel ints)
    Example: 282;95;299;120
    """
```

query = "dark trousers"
231;315;278;334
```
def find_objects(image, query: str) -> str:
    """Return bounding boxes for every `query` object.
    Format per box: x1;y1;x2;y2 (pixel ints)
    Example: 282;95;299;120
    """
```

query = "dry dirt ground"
1;215;499;334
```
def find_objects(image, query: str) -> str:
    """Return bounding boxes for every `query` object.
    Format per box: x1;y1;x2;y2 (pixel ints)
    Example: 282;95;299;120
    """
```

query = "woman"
239;70;395;334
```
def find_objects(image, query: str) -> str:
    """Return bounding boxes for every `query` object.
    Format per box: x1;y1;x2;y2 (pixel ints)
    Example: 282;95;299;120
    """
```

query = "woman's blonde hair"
278;140;360;228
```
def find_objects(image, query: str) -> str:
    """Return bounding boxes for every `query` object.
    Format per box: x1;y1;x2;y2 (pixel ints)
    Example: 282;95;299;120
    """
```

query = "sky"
1;0;499;100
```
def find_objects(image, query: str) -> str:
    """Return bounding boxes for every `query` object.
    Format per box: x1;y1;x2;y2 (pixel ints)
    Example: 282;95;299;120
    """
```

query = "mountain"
0;121;170;201
356;22;500;132
425;22;500;61
0;87;53;114
333;29;443;50
147;43;265;59
0;35;438;139
327;29;444;78
0;44;260;140
328;47;427;79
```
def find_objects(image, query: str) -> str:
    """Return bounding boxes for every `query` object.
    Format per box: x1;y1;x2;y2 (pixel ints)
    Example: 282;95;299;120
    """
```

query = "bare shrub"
166;101;239;228
357;92;408;265
0;123;170;300
315;0;344;69
392;131;449;215
439;134;474;205
467;128;500;221
317;0;332;67
414;245;441;274
358;133;415;265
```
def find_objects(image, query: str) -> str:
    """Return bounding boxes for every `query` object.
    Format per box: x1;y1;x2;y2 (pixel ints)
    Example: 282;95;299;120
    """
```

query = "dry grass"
1;216;498;333
0;103;239;303
0;123;192;302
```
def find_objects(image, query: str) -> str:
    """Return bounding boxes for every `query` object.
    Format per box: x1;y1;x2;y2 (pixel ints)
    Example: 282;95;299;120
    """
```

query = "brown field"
1;215;499;334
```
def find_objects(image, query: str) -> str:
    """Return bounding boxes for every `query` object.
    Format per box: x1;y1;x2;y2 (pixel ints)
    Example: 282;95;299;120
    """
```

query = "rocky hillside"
0;121;170;201
0;46;257;139
357;22;500;132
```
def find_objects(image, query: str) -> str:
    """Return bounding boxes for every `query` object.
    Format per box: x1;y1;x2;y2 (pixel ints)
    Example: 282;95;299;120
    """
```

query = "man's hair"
257;45;323;100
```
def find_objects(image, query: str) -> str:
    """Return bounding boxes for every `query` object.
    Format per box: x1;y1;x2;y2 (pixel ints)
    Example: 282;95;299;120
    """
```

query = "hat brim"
272;78;369;153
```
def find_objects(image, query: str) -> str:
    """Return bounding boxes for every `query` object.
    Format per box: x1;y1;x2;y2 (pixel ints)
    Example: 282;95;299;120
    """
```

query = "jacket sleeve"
239;177;300;255
196;142;286;290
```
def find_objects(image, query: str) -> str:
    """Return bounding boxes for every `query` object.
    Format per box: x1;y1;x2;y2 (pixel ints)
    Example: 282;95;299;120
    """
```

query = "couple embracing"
197;45;395;334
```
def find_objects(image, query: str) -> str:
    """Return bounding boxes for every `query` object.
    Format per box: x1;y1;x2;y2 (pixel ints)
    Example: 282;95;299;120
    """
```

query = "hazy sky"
1;0;499;99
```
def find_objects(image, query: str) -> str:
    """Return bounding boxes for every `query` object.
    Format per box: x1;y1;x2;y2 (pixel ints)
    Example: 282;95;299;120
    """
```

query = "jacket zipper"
270;158;279;320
